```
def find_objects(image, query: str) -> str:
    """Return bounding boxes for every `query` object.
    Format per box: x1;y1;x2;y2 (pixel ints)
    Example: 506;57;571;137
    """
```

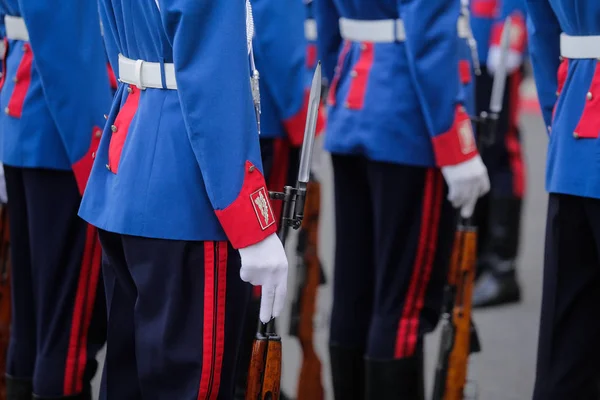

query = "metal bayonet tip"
297;62;322;184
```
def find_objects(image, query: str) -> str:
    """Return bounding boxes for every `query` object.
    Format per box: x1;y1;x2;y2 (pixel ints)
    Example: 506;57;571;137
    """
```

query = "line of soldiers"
0;0;592;399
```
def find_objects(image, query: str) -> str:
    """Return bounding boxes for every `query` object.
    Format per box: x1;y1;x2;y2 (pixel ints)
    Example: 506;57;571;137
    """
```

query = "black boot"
365;342;424;400
32;383;92;400
329;344;365;400
473;197;522;308
6;376;32;400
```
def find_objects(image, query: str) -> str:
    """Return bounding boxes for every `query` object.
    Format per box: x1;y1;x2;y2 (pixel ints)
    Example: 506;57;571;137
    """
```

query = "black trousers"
533;193;600;399
98;231;250;400
4;166;106;397
329;155;456;359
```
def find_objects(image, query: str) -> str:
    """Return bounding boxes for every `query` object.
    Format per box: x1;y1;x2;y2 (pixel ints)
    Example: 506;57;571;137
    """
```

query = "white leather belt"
560;33;600;59
4;16;29;42
457;15;469;39
118;53;177;90
339;16;470;43
305;19;317;41
339;18;406;42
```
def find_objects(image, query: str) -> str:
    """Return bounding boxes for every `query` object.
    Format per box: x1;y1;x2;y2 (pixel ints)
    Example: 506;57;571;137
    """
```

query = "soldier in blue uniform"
0;1;111;399
526;0;600;398
79;0;290;398
233;0;321;397
470;0;528;308
315;0;490;397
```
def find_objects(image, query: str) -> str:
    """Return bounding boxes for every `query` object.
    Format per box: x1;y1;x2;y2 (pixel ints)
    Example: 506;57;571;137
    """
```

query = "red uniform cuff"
73;126;103;195
215;161;278;249
431;106;478;167
284;89;326;147
490;13;527;54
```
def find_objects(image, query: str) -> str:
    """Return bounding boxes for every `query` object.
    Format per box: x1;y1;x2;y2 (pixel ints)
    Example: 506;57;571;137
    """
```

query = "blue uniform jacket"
471;0;528;64
526;0;600;199
0;0;111;195
79;0;278;248
251;0;315;146
315;0;479;167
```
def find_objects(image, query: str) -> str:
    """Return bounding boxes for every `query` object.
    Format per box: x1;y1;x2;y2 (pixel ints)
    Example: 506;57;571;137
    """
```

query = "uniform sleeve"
314;0;342;84
158;0;277;249
490;0;528;54
18;0;112;194
524;0;560;129
398;0;478;167
251;0;317;147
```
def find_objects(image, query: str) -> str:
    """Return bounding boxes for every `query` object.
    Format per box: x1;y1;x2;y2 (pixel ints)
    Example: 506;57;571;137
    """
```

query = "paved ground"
91;95;548;400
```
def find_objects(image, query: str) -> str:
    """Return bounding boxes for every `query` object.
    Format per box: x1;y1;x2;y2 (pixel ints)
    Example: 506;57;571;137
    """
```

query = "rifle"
431;17;513;400
288;177;326;400
0;205;11;400
245;62;322;400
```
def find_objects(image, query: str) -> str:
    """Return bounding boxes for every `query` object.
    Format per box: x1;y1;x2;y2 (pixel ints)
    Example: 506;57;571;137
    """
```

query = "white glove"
239;233;288;323
441;155;490;218
0;164;7;204
487;46;523;76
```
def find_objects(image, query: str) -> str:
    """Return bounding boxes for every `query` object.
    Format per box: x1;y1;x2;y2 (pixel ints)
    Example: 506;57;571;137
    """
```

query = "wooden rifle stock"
245;322;282;400
0;205;10;399
440;221;478;400
290;179;325;400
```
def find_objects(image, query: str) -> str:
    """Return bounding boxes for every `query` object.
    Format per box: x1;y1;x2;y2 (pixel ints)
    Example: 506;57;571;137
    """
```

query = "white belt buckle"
133;59;145;90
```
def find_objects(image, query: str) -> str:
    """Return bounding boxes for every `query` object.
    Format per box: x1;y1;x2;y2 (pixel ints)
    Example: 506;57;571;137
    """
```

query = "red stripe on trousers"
327;41;351;107
6;44;33;118
345;42;374;110
405;172;443;356
198;242;227;400
394;169;436;358
507;70;525;198
64;225;102;395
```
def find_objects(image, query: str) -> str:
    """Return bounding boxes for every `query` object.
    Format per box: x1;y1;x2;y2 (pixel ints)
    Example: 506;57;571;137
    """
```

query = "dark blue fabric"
328;155;456;359
98;232;250;399
4;166;106;396
534;193;600;400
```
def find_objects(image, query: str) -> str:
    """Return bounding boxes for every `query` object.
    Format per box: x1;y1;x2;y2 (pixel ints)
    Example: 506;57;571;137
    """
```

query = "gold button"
105;164;111;171
12;77;17;83
350;70;358;78
547;126;551;133
95;130;102;138
4;107;9;115
127;86;133;94
344;102;350;108
573;131;579;138
559;56;564;61
103;114;108;120
92;152;96;159
21;46;26;52
555;91;560;96
110;125;117;133
360;43;367;51
249;165;255;172
587;92;593;100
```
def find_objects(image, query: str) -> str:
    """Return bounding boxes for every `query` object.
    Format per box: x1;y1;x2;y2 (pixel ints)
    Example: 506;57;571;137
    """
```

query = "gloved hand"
487;46;523;76
239;233;288;323
441;155;490;218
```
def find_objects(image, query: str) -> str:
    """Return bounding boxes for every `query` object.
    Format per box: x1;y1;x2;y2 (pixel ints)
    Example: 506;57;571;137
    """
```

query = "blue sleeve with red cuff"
18;0;112;194
398;0;478;167
251;0;315;147
158;0;277;248
490;0;528;53
524;0;561;129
